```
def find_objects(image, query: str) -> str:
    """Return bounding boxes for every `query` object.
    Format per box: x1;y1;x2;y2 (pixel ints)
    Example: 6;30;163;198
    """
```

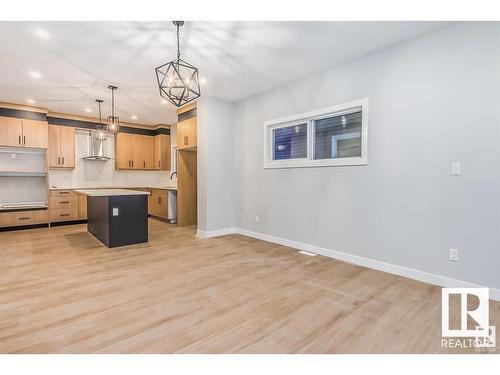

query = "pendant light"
93;99;108;141
155;21;200;107
106;85;120;134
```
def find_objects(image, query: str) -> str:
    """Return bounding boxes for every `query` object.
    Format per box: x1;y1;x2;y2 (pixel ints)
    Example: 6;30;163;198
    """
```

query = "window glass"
313;111;362;160
272;123;308;160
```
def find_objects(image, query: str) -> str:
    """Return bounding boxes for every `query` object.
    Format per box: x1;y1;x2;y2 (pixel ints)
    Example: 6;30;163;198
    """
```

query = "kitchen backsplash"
48;129;174;189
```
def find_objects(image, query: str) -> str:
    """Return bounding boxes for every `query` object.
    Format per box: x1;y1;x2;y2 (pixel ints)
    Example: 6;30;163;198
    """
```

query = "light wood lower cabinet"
49;209;78;222
78;195;87;220
48;196;77;210
149;189;168;219
48;190;78;223
0;209;48;227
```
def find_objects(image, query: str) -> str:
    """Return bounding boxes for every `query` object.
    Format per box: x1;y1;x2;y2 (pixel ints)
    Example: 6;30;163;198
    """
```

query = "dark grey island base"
75;189;149;248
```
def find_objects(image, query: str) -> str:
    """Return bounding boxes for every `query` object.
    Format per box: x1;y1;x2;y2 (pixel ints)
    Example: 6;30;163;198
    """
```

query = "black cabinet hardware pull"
60;214;70;217
23;136;26;145
59;192;69;194
60;201;69;204
18;217;30;220
18;135;21;144
62;157;64;165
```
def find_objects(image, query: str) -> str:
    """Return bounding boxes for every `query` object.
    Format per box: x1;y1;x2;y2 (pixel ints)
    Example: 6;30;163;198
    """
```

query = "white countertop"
75;189;150;197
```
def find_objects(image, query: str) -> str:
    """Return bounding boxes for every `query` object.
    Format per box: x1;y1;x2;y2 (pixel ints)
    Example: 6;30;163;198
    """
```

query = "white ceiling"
0;21;452;126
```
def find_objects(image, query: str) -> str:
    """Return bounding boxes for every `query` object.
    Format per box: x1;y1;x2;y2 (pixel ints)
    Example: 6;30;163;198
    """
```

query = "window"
264;98;368;168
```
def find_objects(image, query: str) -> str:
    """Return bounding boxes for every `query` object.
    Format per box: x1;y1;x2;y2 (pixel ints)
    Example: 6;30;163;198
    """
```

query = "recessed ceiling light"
131;115;138;120
161;99;168;105
200;77;207;85
28;71;42;79
84;108;92;113
26;99;36;104
34;28;51;40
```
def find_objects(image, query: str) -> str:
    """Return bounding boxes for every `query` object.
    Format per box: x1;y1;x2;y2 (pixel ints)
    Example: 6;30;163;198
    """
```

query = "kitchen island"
75;189;150;248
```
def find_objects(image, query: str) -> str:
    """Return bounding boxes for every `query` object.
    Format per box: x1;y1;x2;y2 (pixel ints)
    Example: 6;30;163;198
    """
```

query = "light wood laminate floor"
0;220;498;353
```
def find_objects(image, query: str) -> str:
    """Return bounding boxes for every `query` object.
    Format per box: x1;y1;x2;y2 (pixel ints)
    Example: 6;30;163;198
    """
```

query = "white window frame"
263;98;369;169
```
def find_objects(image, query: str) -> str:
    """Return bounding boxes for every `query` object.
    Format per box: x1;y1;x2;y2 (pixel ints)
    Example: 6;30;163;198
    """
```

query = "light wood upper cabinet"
154;134;171;170
48;125;60;167
141;135;154;170
177;117;197;150
115;133;133;169
0;117;47;149
0;117;23;147
22;120;48;149
116;133;143;170
60;126;75;167
116;133;169;170
48;125;75;169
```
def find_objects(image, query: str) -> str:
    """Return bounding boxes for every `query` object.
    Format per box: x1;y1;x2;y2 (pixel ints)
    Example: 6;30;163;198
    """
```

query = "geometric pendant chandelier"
155;21;201;107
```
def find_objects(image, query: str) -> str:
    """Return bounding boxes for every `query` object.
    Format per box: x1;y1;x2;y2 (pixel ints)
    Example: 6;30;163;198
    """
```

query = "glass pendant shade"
106;116;119;134
106;85;120;134
93;99;108;141
155;21;200;107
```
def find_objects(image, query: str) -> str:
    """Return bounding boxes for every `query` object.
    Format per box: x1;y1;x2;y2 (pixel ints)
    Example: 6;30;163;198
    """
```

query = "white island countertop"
75;189;151;197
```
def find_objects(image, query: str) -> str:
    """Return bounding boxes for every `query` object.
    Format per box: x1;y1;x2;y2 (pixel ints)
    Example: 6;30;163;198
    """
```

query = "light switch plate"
112;208;119;216
451;162;461;175
449;248;459;262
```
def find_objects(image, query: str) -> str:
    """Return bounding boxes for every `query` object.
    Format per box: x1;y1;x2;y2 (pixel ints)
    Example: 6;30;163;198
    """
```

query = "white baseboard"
235;228;500;302
195;226;500;301
196;227;237;239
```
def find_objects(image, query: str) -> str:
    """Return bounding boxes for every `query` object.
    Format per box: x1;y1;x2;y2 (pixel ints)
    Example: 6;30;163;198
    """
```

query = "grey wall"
232;22;500;289
198;97;235;232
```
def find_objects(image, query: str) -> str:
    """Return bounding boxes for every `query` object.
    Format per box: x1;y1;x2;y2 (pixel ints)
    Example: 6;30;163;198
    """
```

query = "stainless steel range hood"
82;130;112;161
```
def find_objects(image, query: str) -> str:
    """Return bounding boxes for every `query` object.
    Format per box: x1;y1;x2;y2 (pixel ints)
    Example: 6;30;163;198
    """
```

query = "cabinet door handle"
158;196;161;204
62;157;64;165
18;217;31;221
184;136;188;146
158;161;160;168
23;136;26;145
59;192;69;195
144;161;146;168
58;157;61;165
60;201;69;204
18;135;21;145
60;214;70;217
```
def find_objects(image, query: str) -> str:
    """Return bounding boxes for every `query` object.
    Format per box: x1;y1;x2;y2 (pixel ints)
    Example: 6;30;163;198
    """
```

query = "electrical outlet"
255;215;260;224
112;208;119;216
451;162;461;175
449;248;459;262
